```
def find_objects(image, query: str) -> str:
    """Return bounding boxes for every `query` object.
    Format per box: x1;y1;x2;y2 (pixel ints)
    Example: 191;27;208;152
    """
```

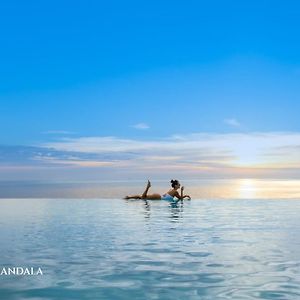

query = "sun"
237;179;258;199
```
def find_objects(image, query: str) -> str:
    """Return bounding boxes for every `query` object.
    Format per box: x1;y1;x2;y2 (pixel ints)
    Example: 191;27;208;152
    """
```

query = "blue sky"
1;1;300;181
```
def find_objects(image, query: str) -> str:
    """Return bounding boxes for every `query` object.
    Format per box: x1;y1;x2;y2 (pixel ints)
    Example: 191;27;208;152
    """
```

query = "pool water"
0;198;300;299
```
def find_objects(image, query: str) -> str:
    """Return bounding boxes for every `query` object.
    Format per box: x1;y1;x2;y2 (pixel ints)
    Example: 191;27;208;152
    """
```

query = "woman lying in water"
124;179;191;201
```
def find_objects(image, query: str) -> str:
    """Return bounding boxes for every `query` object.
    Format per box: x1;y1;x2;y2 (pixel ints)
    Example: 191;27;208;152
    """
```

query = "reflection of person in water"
124;180;191;201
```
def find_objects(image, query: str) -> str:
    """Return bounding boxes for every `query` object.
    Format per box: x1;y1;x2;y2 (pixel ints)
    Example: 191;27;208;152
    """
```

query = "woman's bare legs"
124;180;161;200
142;180;161;199
124;180;150;199
141;180;151;199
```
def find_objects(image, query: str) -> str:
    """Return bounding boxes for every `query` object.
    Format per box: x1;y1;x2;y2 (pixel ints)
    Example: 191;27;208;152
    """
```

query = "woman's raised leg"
141;180;151;199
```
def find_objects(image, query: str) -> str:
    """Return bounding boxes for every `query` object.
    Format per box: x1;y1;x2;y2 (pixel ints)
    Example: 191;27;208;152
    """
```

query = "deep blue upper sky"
1;0;300;145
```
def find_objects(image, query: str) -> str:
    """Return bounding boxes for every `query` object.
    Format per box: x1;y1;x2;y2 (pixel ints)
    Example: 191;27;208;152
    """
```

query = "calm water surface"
0;198;300;299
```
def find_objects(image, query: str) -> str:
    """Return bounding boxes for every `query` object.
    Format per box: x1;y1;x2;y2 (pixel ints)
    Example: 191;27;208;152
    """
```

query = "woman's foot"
147;180;151;188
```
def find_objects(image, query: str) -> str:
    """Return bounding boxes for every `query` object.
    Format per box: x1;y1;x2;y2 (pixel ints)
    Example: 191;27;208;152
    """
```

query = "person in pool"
124;179;191;201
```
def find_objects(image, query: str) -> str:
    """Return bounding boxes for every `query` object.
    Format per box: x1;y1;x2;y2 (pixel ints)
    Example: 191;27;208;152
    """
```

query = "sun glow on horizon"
237;179;258;199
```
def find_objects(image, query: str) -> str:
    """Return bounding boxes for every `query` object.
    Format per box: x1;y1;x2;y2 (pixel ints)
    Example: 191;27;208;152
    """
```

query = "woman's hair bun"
170;179;178;188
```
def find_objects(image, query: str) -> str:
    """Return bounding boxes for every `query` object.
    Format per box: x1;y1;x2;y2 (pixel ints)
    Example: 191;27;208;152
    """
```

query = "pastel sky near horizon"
1;0;300;181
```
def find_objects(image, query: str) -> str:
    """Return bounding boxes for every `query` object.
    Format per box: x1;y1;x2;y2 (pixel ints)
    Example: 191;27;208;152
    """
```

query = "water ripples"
0;198;300;299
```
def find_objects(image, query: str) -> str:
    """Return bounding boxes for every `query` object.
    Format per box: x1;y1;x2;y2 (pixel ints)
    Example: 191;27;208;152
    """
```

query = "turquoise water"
0;198;300;299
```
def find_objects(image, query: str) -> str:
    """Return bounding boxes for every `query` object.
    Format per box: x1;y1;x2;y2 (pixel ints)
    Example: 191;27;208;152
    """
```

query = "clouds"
0;145;134;168
41;131;300;170
224;118;241;127
42;130;76;135
1;131;300;180
41;131;300;156
131;123;150;130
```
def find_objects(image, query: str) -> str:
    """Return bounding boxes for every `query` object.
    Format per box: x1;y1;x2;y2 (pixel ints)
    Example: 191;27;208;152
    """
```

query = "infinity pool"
0;198;299;299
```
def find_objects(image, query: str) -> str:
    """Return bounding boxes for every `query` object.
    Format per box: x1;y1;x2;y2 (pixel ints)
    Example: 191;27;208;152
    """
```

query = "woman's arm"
181;186;191;199
174;191;183;199
174;190;191;200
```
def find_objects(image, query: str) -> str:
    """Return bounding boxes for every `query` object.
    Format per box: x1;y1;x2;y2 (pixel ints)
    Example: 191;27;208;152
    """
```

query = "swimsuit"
161;193;174;201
